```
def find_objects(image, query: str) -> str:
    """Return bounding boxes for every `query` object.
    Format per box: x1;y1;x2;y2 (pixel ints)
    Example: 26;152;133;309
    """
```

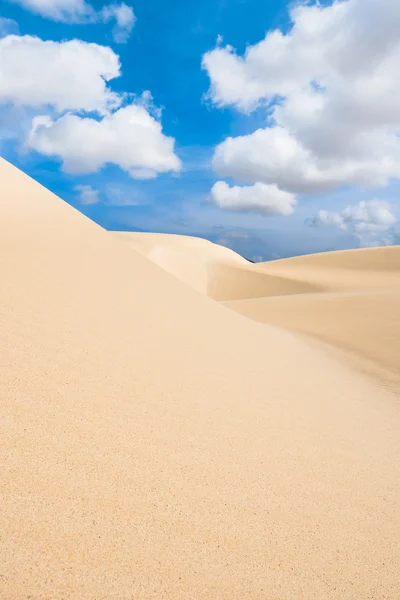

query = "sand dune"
121;232;400;383
117;232;400;300
115;232;325;300
257;246;400;292
263;244;400;271
2;158;400;599
114;231;248;295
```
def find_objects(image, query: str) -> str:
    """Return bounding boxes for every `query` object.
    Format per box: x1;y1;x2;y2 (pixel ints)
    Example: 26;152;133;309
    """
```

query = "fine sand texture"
2;158;400;599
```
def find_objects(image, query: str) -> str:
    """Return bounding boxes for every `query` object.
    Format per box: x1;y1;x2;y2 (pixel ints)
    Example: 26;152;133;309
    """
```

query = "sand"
114;231;248;295
1;157;400;599
119;232;400;384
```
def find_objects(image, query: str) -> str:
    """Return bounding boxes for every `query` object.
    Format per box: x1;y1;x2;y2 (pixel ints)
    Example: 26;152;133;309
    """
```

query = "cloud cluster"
0;35;121;113
9;0;94;22
0;33;180;180
210;181;296;215
101;3;136;44
8;0;136;43
28;104;181;178
203;0;400;213
310;200;397;246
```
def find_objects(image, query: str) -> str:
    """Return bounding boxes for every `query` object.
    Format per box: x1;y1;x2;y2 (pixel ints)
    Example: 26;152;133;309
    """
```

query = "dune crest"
2;159;400;599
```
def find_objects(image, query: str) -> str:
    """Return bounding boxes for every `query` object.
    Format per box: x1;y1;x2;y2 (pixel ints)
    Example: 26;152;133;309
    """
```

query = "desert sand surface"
1;157;400;599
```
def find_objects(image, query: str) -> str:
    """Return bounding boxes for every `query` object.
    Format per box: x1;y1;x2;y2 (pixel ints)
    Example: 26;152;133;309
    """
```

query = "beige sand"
225;251;400;385
257;246;400;292
114;231;248;295
225;289;400;386
1;158;400;599
115;232;325;300
119;232;400;383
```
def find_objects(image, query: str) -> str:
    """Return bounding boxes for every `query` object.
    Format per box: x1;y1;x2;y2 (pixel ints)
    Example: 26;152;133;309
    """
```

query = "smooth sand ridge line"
115;232;400;300
1;158;400;598
114;231;248;295
257;246;400;292
117;233;400;383
114;232;326;300
262;244;400;271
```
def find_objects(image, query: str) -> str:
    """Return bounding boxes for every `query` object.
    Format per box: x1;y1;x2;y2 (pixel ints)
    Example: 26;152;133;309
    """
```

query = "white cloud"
203;0;400;195
210;181;296;216
9;0;95;22
0;35;121;113
0;17;19;37
212;124;400;194
202;0;349;113
75;184;99;204
310;200;397;246
0;33;180;181
311;209;347;231
8;1;136;42
27;102;181;178
101;3;136;44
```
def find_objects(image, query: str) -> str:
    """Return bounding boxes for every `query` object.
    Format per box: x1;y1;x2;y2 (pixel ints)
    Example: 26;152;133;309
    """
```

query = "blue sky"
1;0;399;261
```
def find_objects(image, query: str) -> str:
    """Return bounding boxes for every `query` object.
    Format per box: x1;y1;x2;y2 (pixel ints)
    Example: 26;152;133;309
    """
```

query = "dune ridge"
1;158;400;599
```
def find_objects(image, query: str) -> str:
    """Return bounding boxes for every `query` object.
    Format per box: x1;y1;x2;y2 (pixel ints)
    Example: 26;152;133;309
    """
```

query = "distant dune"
2;158;400;599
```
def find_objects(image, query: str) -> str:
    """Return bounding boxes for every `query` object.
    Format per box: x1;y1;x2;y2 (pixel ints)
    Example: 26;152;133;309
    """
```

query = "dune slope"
225;289;400;385
222;248;400;384
257;246;400;292
1;159;400;599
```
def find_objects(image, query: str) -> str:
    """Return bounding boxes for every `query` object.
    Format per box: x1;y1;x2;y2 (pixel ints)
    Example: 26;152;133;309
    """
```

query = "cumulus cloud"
0;35;121;113
210;181;296;216
75;184;99;204
310;200;397;246
8;0;95;21
0;33;180;179
203;0;400;195
212;126;400;194
8;0;136;41
27;102;182;178
101;3;136;43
